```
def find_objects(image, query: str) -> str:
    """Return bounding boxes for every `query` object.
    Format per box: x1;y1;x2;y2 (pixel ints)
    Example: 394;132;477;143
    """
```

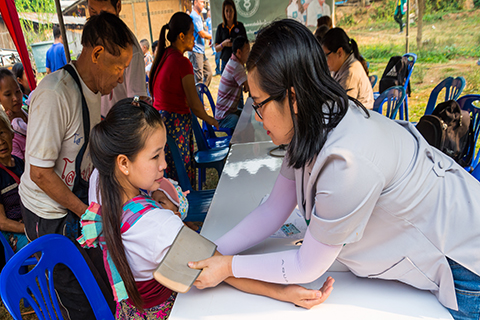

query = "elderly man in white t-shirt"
19;12;134;320
87;0;148;117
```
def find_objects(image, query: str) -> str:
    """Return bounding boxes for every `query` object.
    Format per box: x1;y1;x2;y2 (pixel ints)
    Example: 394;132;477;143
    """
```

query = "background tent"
0;0;36;91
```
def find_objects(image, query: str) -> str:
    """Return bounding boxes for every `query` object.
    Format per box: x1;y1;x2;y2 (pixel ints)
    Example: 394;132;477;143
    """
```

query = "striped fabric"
78;195;162;302
215;54;247;120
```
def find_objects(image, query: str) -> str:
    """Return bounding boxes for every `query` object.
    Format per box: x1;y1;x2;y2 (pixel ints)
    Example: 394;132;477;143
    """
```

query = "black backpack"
416;100;474;168
379;56;411;96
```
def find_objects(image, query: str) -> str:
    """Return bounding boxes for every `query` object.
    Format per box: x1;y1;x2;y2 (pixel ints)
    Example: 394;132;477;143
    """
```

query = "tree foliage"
15;0;56;14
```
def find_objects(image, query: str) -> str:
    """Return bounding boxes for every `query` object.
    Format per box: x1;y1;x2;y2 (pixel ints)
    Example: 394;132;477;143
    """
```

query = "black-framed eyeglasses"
324;50;333;57
252;96;275;120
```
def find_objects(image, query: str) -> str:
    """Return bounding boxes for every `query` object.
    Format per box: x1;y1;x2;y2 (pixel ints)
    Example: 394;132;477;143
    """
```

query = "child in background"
0;68;28;159
12;63;36;113
151;178;199;231
80;97;335;319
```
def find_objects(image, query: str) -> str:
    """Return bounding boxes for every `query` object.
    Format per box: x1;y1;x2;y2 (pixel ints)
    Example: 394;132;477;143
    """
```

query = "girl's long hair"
246;19;368;169
89;98;164;310
149;12;192;97
321;27;369;75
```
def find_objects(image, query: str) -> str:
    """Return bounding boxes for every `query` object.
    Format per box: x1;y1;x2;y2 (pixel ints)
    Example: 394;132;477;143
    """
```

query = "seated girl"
79;98;334;319
321;28;374;109
0;109;27;253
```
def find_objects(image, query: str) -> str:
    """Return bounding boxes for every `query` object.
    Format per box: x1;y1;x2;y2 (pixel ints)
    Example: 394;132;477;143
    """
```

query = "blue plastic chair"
166;135;215;222
424;77;466;115
398;53;417;121
373;86;406;120
457;95;480;173
0;232;36;269
0;232;37;308
0;234;114;320
196;83;233;148
369;75;378;88
191;113;229;190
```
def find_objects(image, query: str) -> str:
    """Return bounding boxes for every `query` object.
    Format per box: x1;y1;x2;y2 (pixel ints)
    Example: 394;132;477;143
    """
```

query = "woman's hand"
206;116;219;129
280;276;335;309
222;39;233;48
189;252;233;289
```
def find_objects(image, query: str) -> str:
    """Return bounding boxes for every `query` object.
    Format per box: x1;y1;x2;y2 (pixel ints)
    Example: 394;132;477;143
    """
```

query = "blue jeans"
447;258;480;320
218;113;240;130
215;51;221;75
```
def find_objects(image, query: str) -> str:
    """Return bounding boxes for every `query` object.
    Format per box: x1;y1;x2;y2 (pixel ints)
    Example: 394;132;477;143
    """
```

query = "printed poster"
211;0;335;40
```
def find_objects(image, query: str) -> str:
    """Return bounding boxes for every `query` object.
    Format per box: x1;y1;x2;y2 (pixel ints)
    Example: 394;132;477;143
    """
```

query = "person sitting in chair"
215;37;250;130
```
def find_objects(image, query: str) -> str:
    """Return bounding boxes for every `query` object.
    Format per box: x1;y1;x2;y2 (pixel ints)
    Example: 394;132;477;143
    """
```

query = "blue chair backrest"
190;113;210;152
424;76;466;115
373;86;406;120
403;53;417;90
0;231;15;263
457;94;480;171
166;135;194;192
369;75;378;88
196;83;217;116
0;234;114;320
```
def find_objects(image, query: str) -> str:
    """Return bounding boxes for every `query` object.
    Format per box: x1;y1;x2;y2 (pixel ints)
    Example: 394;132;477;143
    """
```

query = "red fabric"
152;48;193;114
127;278;173;309
0;0;36;91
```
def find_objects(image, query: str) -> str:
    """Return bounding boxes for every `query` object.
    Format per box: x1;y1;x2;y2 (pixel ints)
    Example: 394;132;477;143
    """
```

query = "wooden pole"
405;0;410;53
54;0;71;62
145;0;154;48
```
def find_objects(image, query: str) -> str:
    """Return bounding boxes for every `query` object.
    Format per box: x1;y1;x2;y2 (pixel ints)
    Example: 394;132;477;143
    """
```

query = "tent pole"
54;0;71;62
405;0;410;53
145;0;154;48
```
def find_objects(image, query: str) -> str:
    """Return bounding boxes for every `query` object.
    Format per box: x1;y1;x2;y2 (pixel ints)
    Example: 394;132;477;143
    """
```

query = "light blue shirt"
206;17;212;35
191;10;205;54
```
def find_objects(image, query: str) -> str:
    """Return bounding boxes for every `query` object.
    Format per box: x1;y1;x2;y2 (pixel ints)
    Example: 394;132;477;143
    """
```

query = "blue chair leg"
199;168;207;190
198;169;202;191
19;265;31;308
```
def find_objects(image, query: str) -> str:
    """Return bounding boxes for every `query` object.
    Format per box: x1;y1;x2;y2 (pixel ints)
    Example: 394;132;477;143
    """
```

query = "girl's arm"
0;204;24;234
190;229;341;288
224;275;335;309
182;74;219;129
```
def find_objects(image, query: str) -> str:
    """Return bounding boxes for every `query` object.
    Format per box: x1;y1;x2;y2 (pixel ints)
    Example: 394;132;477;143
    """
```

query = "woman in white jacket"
189;19;480;320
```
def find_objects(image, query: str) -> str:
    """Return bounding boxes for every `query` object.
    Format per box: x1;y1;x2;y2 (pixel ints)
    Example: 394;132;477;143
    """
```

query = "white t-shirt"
123;209;184;280
88;169;184;281
287;1;305;23
306;1;331;26
100;30;147;117
19;63;101;219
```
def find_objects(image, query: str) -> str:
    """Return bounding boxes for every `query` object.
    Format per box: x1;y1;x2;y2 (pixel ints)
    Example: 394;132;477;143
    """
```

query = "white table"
230;97;271;145
169;142;453;320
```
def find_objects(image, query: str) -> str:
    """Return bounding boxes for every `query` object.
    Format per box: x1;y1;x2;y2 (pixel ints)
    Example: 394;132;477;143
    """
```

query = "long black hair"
322;27;368;75
246;19;368;169
89;98;165;310
149;12;192;97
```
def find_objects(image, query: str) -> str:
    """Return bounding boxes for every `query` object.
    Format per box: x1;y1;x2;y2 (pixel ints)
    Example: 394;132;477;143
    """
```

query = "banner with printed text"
211;0;335;41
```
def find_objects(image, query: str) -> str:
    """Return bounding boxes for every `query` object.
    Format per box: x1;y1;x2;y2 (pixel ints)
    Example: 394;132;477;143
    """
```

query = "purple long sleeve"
214;171;342;284
232;228;342;283
215;173;298;255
